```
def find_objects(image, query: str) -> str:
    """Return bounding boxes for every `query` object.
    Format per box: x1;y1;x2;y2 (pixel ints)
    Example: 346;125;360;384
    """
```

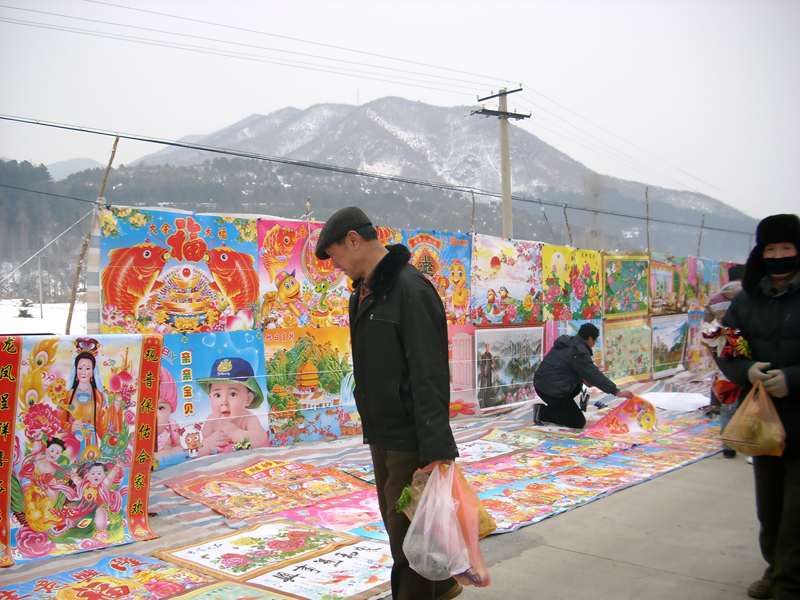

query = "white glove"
763;369;789;398
747;362;772;385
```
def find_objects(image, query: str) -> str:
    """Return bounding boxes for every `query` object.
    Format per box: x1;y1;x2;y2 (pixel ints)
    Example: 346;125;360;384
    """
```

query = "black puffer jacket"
534;334;619;398
716;272;800;454
349;244;457;461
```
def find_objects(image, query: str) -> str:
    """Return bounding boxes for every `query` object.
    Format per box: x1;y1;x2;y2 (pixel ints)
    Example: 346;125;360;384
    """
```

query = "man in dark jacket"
533;323;634;428
316;207;462;600
715;213;800;600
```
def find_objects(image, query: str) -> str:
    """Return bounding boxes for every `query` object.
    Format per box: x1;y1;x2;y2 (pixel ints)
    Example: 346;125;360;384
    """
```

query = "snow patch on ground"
0;300;87;335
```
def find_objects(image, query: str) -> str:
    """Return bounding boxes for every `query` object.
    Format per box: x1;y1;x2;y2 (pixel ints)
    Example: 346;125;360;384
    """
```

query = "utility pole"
37;254;45;319
472;87;530;239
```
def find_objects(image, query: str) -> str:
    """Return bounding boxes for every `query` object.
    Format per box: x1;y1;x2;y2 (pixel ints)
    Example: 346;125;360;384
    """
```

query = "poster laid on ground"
398;228;472;324
257;218;350;329
156;330;268;469
0;554;213;598
262;326;358;446
98;207;260;334
153;519;361;581
651;314;689;379
162;581;307;600
474;326;543;410
4;334;160;565
602;253;650;319
602;318;652;384
471;234;543;325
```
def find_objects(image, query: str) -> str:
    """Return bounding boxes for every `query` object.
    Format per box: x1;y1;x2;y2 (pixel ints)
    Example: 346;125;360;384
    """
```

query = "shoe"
747;578;772;598
747;456;754;465
579;389;590;412
722;449;736;459
593;401;607;410
533;404;544;426
435;582;463;600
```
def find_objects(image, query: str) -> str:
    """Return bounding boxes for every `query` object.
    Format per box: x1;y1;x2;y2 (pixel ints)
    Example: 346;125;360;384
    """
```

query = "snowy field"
0;299;87;335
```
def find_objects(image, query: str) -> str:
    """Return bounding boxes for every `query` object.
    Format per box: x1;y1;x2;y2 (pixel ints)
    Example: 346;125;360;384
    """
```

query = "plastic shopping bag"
402;462;470;581
451;465;493;587
721;380;785;456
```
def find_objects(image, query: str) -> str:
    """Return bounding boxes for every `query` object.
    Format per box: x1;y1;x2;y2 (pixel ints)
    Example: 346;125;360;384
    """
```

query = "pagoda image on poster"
651;314;689;379
475;326;543;409
98;206;260;334
471;234;543;325
263;327;358;446
155;330;268;470
602;253;650;319
398;229;472;324
257;218;351;329
5;335;159;564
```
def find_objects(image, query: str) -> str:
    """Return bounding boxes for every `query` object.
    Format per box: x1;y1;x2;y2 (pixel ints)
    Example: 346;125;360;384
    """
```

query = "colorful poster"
455;439;517;463
583;397;674;444
541;245;574;321
602;253;650;319
247;540;392;599
602;444;707;475
475;327;543;409
262;327;357;447
651;314;689;379
276;489;388;542
548;459;645;492
0;335;22;567
164;581;307;600
257;219;350;329
153;519;360;581
471;234;543;325
99;207;260;334
602;318;652;384
544;319;604;370
650;260;679;315
447;324;479;419
399;229;472;325
7;335;159;565
686;310;715;372
155;330;268;470
679;257;721;312
0;554;213;599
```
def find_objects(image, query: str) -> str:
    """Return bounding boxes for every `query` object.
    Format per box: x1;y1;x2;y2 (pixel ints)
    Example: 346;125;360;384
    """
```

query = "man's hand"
616;390;635;400
763;370;789;398
748;362;773;385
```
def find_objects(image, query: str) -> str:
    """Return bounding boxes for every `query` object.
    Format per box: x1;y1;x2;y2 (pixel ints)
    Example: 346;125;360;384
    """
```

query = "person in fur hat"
715;213;800;599
316;206;462;600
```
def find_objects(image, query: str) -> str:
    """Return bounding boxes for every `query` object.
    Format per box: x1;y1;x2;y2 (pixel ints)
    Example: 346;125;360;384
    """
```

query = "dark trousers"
753;453;800;599
535;388;586;429
370;445;458;600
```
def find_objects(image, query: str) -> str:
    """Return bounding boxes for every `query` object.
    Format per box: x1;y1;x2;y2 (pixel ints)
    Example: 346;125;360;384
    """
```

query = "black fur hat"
742;213;800;293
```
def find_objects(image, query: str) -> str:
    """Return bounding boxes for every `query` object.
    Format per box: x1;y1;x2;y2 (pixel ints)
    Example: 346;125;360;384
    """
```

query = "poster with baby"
2;334;160;566
154;330;268;470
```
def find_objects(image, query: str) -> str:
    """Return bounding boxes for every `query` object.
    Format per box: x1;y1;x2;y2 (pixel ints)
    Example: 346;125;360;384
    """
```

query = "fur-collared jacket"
348;244;458;461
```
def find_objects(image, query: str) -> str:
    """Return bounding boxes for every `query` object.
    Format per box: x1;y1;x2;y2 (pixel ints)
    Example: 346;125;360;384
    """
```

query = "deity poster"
257;218;350;329
98;206;260;334
3;334;159;565
602;318;652;384
474;326;543;409
471;234;543;325
398;228;472;324
651;314;689;379
262;327;357;447
602;253;650;319
155;330;268;470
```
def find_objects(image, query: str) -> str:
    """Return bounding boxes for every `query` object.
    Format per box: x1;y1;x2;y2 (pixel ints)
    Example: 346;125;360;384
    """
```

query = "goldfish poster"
471;234;543;325
397;228;472;324
262;327;358;447
6;334;159;565
155;330;268;470
257;218;351;329
98;206;260;334
602;253;650;320
0;554;213;598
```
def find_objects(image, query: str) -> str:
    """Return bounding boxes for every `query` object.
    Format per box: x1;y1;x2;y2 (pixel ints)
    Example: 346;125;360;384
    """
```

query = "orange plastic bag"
721;380;785;456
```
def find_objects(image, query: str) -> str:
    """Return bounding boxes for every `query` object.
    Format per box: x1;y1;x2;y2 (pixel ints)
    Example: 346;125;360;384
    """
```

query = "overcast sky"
1;0;799;220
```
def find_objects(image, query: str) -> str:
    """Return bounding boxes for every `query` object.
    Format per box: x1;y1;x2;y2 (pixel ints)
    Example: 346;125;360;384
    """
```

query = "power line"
0;114;756;237
0;183;99;205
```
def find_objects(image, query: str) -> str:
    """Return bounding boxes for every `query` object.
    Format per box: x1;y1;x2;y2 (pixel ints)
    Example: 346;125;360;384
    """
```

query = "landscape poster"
475;326;543;410
650;314;689;379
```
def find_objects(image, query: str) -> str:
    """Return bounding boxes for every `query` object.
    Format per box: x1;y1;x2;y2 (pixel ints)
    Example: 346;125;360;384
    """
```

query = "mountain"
132;97;757;260
46;158;104;180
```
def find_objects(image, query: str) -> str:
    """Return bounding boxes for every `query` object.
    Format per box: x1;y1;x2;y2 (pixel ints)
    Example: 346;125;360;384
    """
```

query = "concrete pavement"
460;452;763;600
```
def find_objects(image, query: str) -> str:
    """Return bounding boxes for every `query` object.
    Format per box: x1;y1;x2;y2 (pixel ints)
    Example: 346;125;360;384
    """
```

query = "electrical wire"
0;183;99;205
0;114;756;237
508;127;558;244
0;209;93;285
